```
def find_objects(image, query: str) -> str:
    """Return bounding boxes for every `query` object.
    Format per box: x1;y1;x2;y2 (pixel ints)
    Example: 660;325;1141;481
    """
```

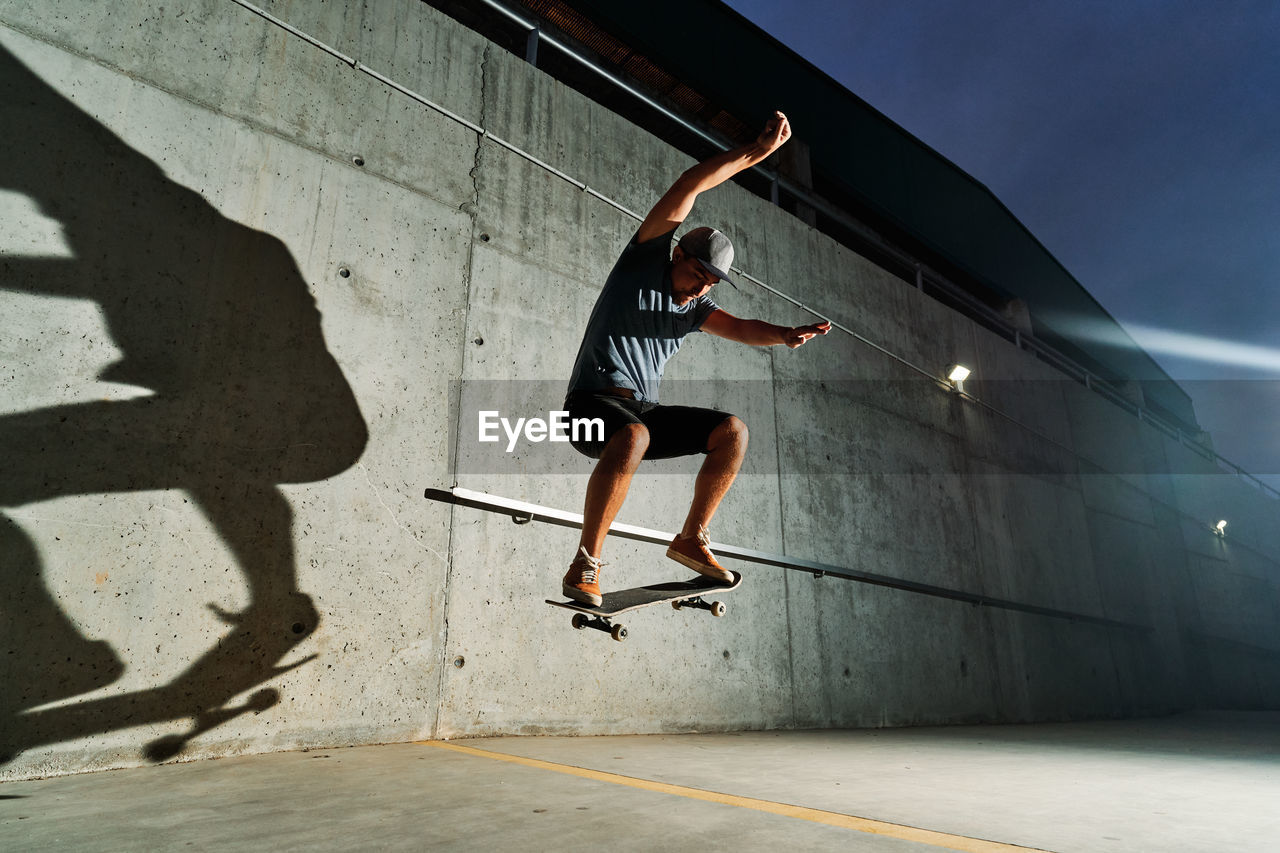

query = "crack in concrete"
432;43;493;738
357;462;445;564
461;43;490;215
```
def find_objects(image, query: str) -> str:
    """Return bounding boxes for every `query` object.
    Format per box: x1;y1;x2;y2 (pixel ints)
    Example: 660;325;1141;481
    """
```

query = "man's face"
670;247;720;305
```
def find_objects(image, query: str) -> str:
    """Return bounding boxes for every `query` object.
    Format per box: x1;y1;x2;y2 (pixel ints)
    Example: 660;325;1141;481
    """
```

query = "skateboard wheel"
571;613;588;630
610;624;628;642
671;600;683;610
710;601;726;617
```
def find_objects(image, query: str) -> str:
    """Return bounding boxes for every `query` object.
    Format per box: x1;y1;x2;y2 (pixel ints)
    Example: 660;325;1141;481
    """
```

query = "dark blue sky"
724;0;1280;479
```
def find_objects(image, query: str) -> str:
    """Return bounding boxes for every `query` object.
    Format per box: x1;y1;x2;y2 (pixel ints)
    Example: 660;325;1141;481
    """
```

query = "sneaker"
666;526;732;582
562;546;604;606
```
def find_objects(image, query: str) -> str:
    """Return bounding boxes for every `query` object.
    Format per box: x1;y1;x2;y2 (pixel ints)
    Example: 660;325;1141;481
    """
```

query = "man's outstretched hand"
784;320;832;349
757;111;792;154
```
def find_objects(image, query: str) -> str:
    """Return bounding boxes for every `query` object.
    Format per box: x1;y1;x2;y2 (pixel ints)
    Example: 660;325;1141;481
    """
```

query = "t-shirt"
567;228;718;403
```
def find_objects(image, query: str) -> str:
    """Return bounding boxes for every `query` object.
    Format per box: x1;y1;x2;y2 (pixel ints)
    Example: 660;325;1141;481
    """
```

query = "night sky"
723;0;1280;483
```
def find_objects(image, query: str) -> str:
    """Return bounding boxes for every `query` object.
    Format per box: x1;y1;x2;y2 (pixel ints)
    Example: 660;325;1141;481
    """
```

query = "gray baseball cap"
678;226;737;287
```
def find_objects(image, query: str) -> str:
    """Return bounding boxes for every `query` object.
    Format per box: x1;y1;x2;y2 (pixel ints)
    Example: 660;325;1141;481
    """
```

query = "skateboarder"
562;111;831;605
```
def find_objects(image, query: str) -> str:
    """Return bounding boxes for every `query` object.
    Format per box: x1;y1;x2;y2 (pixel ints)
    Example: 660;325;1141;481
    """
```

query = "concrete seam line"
418;740;1055;853
735;268;937;379
226;0;356;66
484;133;587;189
356;63;484;134
585;186;643;221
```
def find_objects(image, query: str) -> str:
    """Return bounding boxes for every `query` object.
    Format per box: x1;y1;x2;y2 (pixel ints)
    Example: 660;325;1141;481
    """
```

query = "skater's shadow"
0;45;367;763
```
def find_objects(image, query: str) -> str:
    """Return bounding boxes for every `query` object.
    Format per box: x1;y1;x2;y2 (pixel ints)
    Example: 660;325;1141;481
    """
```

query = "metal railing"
426;487;1152;632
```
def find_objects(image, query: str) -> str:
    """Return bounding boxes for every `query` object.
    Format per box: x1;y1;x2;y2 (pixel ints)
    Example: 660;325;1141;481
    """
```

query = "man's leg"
679;415;748;538
578;423;649;557
562;421;648;605
638;408;747;581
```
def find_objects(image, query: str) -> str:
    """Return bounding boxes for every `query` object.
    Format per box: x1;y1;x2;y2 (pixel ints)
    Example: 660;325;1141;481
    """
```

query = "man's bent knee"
604;422;650;461
709;416;748;451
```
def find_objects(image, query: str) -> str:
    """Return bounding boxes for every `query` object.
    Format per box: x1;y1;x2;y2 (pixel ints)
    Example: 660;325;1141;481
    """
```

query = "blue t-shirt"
568;228;718;403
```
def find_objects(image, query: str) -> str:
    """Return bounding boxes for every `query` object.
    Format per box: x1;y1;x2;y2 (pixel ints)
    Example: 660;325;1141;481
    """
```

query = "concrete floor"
2;711;1277;852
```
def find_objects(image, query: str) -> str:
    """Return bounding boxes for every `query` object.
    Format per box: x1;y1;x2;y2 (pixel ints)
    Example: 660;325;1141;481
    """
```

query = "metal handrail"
426;487;1152;632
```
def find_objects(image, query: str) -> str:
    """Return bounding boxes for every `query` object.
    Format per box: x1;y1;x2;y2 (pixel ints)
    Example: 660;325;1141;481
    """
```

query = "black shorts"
564;391;735;460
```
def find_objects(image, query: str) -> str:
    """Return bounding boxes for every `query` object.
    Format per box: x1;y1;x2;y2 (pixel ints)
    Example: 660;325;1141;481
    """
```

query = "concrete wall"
2;0;1277;780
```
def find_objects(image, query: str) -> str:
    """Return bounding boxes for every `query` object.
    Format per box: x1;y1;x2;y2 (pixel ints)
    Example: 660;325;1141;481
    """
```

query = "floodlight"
1214;520;1228;536
947;364;971;392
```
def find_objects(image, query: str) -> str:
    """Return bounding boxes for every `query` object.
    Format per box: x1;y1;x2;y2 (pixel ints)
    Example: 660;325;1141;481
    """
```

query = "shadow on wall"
0;45;368;764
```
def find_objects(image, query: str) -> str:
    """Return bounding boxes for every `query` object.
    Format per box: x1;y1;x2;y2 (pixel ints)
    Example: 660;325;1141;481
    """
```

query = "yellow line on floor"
419;740;1052;853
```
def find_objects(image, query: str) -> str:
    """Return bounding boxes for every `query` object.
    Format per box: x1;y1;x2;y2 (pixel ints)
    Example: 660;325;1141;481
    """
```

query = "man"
562;111;830;605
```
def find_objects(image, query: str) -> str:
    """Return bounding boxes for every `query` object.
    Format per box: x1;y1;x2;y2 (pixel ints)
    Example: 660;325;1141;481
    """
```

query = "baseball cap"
678;226;737;288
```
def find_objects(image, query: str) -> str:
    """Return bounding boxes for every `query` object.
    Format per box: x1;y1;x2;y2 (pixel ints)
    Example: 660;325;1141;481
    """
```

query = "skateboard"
546;571;742;641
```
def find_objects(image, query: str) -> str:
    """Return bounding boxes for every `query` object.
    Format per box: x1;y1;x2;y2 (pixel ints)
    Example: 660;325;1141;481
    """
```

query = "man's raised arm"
636;111;792;244
702;310;832;348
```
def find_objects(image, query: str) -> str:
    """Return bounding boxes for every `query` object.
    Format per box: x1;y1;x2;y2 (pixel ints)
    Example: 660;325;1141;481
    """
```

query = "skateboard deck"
546;571;742;641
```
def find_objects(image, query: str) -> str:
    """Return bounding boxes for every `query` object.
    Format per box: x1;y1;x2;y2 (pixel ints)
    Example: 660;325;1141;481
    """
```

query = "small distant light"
947;364;971;392
1214;520;1228;536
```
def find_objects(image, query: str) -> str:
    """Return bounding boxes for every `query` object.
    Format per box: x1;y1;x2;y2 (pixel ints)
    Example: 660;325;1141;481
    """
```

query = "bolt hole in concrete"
480;233;491;242
473;337;484;346
453;656;465;668
338;267;351;278
352;155;364;166
291;622;305;634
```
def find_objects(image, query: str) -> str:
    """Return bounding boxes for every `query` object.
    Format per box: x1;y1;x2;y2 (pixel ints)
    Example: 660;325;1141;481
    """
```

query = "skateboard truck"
570;613;629;642
671;595;727;617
